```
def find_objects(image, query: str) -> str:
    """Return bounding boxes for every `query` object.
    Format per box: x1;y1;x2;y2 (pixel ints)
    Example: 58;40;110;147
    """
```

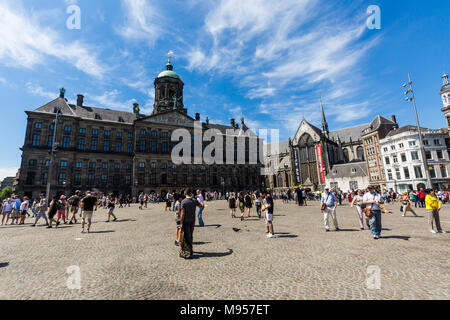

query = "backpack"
55;200;62;211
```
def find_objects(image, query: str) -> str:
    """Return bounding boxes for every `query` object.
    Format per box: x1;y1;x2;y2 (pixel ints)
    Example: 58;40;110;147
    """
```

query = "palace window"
74;173;81;185
140;129;147;136
152;130;158;137
75;162;82;169
47;135;54;147
127;143;133;153
42;172;48;185
32;134;40;146
91;139;97;151
92;129;98;136
151;141;157;153
102;163;108;169
64;126;72;134
116;142;122;153
63;136;70;149
79;128;86;135
104;130;111;138
34;122;42;129
58;173;66;185
60;161;68;168
104;141;110;152
117;131;122;138
28;159;37;166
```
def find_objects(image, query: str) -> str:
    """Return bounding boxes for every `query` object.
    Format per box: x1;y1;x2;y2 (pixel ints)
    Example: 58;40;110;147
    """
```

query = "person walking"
174;194;183;246
228;193;237;218
47;196;59;229
68;191;81;224
254;191;262;219
55;195;67;226
31;194;49;227
105;193;118;222
19;196;30;225
351;189;366;230
363;186;384;239
401;192;417;217
321;187;339;232
196;190;205;227
425;189;445;234
81;191;97;233
244;191;253;218
262;190;275;238
238;192;245;221
179;188;204;259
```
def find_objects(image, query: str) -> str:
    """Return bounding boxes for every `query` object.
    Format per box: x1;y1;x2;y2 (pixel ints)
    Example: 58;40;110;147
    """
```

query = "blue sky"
0;0;449;179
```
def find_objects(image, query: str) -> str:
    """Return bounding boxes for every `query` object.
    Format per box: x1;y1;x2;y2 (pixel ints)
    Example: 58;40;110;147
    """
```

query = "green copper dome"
157;63;181;80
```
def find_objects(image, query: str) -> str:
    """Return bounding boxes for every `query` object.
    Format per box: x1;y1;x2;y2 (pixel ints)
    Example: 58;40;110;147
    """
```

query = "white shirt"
363;192;382;210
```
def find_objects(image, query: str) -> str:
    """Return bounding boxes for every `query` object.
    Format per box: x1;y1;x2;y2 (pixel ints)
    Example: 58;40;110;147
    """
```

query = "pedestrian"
105;193;118;222
425;189;445;234
196;190;205;227
228;193;237;218
1;198;13;226
174;194;183;246
401;192;417;217
56;195;67;226
81;191;97;233
179;188;204;259
138;193;144;210
18;196;30;225
418;188;426;208
254;191;262;219
321;187;339;232
262;190;275;238
238;192;245;221
68;191;81;224
31;194;49;227
47;196;59;229
245;191;253;218
351;189;366;230
10;195;21;225
363;186;384;240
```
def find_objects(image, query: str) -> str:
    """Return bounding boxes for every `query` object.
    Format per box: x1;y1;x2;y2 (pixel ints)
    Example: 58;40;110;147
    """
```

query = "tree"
0;186;12;199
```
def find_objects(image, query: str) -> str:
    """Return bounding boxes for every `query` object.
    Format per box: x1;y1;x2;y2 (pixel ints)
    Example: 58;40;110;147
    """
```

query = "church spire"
320;99;329;137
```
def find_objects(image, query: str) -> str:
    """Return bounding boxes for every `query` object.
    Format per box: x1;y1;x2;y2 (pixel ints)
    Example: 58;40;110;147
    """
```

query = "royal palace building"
16;59;264;198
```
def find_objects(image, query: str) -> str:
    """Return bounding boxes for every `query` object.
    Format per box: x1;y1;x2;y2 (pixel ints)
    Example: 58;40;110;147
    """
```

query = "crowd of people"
0;185;446;259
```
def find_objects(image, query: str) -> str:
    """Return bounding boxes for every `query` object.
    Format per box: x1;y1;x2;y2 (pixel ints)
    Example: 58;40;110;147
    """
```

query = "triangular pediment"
33;98;77;117
137;110;197;127
292;120;322;145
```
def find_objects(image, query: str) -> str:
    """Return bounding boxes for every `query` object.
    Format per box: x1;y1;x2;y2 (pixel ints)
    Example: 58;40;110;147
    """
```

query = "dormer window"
95;114;102;120
118;117;125;123
351;168;357;173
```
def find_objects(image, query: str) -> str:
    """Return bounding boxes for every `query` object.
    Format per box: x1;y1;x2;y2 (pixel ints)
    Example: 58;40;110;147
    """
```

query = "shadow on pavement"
276;234;298;238
199;224;221;228
193;241;211;245
0;262;9;268
192;249;233;259
382;235;410;241
88;230;115;234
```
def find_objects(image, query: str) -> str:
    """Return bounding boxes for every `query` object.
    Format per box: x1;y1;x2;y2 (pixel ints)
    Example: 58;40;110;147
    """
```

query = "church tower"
153;53;185;115
441;73;450;129
320;99;329;138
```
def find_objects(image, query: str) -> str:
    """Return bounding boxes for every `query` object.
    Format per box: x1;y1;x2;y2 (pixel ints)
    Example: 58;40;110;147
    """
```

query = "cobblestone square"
0;200;448;300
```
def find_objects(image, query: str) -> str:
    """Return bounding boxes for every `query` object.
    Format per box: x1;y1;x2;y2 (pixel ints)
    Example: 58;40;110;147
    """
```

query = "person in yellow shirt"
425;189;445;234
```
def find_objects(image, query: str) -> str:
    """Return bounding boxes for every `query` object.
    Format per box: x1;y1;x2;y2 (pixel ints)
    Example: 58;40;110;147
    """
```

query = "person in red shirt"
418;188;426;208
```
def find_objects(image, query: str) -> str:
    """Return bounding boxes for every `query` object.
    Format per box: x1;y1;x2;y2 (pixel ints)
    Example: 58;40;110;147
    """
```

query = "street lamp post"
403;73;433;189
45;104;61;202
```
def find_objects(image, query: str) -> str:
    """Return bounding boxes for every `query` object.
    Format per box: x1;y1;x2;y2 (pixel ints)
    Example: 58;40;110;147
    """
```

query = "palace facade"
16;60;264;198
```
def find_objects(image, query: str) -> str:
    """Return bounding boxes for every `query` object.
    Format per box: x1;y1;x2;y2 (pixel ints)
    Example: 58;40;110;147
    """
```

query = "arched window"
357;146;365;161
343;149;349;162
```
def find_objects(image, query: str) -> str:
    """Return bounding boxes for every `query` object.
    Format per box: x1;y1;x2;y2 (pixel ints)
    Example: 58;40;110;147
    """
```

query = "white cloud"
185;0;380;133
0;1;106;78
0;168;17;182
89;90;137;112
26;82;56;100
118;0;162;44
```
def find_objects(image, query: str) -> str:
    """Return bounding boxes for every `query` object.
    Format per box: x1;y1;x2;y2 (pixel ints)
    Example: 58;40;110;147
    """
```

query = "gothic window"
357;146;365;161
343;149;349;162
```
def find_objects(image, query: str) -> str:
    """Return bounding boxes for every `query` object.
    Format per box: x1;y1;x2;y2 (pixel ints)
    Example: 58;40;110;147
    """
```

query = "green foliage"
0;186;12;199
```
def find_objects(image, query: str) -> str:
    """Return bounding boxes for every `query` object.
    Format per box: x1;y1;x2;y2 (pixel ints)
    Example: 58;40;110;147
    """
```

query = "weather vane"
168;50;173;64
